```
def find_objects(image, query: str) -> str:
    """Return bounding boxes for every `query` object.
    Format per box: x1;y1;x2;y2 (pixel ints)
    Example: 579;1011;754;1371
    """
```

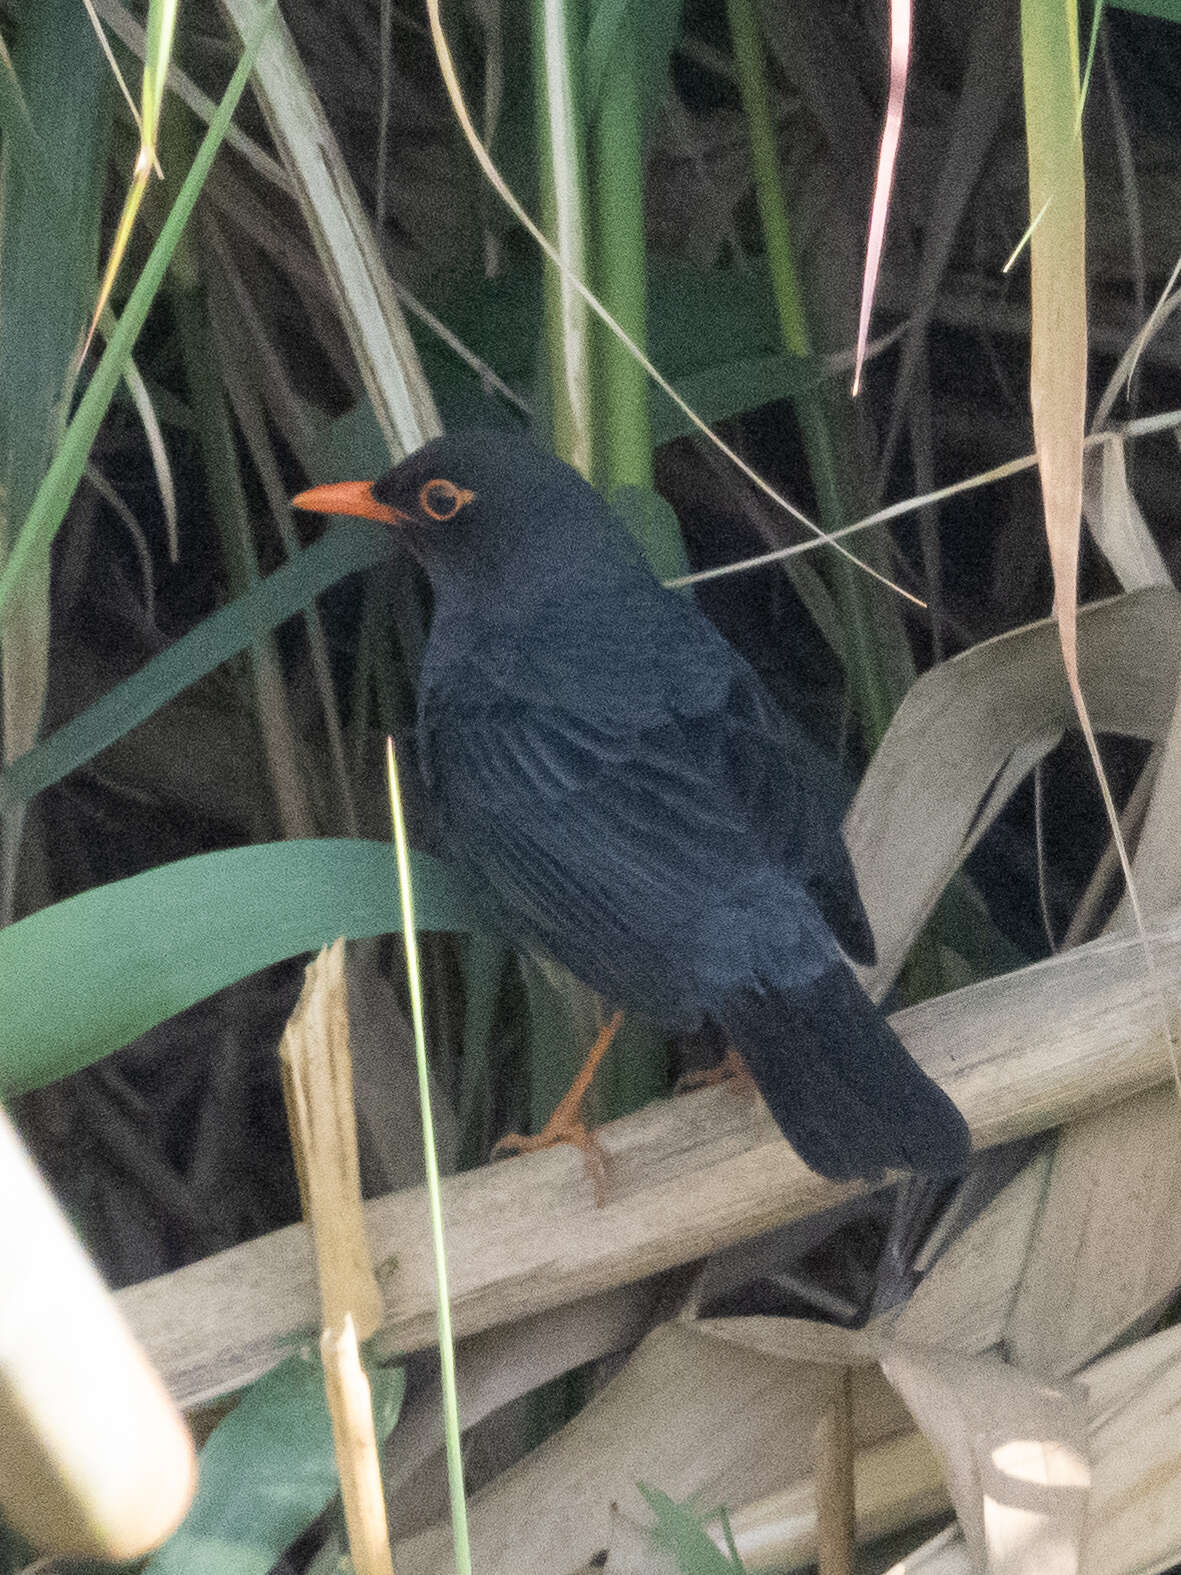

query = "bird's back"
419;551;875;1008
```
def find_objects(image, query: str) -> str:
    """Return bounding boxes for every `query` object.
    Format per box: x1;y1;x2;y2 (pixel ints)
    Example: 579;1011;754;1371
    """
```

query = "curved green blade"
0;522;393;810
0;838;476;1096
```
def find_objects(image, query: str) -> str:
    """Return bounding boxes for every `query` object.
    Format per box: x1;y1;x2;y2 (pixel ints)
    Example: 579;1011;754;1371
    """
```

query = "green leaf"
0;36;61;195
584;0;686;129
0;839;477;1097
0;522;393;810
0;2;276;627
142;0;181;149
409;261;816;443
609;484;691;584
0;0;110;768
1106;0;1181;16
144;1350;403;1575
638;1484;745;1573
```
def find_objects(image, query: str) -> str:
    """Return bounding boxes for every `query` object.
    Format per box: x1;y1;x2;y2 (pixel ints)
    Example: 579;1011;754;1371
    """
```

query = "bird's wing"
541;576;877;965
718;664;877;965
422;690;779;1023
422;570;875;974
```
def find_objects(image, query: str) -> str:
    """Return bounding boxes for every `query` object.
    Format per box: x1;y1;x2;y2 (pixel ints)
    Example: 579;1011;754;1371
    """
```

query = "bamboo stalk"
279;939;381;1339
118;907;1181;1407
709;1428;947;1573
814;1367;855;1575
322;1317;395;1575
0;1106;195;1556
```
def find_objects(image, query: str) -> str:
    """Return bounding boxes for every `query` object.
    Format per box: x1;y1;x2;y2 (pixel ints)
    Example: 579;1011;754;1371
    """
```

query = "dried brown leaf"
1079;1323;1181;1575
881;1342;1089;1574
884;1150;1054;1356
849;588;1181;992
392;1318;909;1575
1005;1089;1181;1379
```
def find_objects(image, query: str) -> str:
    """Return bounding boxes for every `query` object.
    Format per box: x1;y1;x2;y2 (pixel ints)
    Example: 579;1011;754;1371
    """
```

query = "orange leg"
493;1009;624;1202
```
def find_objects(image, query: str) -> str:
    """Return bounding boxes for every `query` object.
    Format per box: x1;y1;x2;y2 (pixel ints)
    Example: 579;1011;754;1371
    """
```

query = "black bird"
293;430;970;1181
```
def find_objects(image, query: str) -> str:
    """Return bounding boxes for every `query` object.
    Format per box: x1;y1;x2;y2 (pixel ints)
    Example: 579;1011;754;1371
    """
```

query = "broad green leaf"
0;39;59;194
412;262;816;444
0;0;109;767
144;1350;403;1575
0;839;476;1097
638;1484;745;1573
610;484;691;584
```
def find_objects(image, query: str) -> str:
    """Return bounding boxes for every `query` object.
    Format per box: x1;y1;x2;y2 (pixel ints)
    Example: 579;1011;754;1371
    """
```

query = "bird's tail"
720;967;970;1181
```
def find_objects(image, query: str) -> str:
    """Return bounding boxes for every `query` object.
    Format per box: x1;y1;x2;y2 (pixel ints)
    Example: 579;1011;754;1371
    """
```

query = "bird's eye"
419;478;474;521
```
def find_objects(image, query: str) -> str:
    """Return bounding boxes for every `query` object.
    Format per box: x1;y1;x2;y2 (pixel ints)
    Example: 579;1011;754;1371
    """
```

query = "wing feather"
424;696;757;1022
420;569;875;1003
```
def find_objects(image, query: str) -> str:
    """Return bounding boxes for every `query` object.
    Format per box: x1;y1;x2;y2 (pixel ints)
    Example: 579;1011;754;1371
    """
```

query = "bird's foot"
491;1009;623;1206
676;1045;756;1096
493;1118;608;1204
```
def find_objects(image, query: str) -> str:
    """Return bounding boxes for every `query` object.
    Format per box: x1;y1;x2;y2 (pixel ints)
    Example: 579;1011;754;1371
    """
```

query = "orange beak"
290;480;411;526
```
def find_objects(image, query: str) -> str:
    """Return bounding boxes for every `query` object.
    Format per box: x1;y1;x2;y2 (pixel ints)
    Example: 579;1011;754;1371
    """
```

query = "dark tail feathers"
720;967;970;1181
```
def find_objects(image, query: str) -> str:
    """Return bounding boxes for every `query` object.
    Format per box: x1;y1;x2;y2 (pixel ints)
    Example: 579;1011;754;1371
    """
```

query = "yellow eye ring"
419;478;475;521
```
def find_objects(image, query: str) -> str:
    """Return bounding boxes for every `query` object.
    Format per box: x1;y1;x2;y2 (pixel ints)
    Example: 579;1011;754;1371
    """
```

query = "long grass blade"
385;738;472;1575
0;2;275;628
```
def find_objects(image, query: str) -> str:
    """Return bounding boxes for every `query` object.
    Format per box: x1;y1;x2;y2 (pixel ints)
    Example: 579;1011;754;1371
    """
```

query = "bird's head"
291;429;622;600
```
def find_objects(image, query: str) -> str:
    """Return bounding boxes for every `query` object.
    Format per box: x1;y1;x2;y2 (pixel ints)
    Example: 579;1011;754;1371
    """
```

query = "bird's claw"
492;1120;609;1205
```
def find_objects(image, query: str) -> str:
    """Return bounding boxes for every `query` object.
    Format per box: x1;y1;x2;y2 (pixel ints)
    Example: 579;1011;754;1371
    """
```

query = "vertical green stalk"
590;10;689;583
527;0;673;1180
532;0;594;475
726;0;959;999
724;0;809;362
725;0;911;747
526;0;614;1148
590;10;649;493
